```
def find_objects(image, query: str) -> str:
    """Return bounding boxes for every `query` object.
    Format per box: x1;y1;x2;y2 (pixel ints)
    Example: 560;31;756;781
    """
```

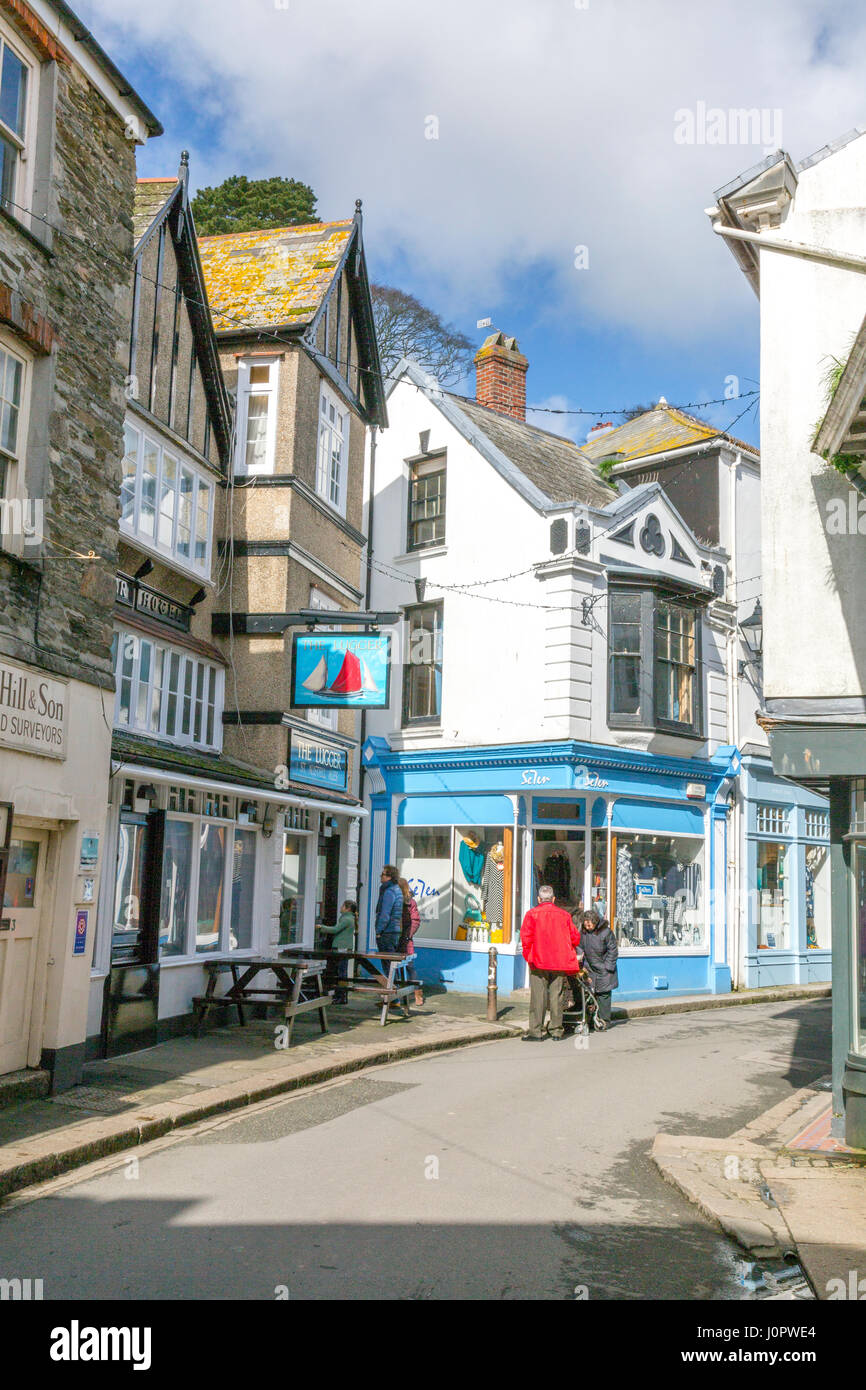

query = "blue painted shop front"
362;737;740;1001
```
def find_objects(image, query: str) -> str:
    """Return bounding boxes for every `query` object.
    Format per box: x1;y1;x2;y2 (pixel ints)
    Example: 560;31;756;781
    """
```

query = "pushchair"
563;962;607;1034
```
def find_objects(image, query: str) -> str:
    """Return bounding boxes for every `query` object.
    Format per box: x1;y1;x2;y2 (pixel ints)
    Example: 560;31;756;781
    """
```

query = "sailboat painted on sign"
301;650;382;700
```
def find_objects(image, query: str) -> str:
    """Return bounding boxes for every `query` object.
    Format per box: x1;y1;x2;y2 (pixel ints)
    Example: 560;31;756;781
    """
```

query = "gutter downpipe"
729;451;743;989
358;425;378;941
710;220;866;277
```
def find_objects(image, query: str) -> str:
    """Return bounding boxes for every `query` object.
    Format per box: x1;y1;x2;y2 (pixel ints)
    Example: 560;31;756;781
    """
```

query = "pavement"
652;1082;866;1299
0;979;832;1208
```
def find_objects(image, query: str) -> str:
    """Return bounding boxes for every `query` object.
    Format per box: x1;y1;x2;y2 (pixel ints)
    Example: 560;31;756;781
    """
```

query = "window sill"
391;546;448;564
608;718;704;740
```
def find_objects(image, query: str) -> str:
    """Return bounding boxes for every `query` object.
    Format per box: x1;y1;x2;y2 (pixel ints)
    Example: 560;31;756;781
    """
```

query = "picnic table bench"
192;955;331;1044
280;948;415;1026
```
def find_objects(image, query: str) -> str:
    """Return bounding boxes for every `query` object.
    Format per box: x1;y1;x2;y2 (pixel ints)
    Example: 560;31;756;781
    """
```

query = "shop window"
158;819;192;957
608;587;702;736
195;823;228;954
235;357;279;474
396;825;519;943
120;420;214;578
280;834;308;945
407;454;446;550
612;833;705;949
396;827;453;941
230;829;256;950
805;843;830;950
402;602;443;725
756;841;788;949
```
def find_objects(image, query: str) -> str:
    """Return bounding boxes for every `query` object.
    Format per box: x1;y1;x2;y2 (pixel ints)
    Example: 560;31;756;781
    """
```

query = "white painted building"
710;128;866;1144
360;337;830;998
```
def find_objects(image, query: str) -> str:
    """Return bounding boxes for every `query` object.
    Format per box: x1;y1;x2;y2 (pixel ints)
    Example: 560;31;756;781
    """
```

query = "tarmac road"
0;997;831;1300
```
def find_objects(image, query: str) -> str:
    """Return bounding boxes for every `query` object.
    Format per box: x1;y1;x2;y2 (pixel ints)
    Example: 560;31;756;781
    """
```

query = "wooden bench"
193;956;331;1044
280;948;416;1026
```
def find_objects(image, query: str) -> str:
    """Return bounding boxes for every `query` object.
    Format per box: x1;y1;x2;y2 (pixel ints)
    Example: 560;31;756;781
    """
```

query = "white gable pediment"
595;488;717;592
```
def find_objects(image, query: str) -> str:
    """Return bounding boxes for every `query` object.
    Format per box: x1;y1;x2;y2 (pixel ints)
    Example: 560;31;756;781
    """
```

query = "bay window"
112;627;223;752
121;420;214;578
608;587;702;736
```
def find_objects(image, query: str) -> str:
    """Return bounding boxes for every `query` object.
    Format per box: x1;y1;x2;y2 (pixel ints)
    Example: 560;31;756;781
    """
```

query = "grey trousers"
528;968;568;1036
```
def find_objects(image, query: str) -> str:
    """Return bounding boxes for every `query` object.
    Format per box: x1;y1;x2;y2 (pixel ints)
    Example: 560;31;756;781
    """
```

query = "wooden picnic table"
280;948;415;1026
192;955;330;1044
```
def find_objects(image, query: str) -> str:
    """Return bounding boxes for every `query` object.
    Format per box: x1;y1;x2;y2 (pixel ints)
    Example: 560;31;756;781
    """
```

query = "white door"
0;830;48;1074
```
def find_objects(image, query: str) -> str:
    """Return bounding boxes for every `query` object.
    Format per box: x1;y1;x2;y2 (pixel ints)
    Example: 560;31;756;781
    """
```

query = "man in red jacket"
520;885;582;1041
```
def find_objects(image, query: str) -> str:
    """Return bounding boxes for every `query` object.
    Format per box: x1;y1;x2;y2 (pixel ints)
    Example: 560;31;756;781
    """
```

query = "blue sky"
77;0;866;450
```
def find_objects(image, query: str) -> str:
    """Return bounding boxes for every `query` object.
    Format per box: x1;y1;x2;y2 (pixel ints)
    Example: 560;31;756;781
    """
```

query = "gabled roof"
198;220;355;333
391;359;614;511
580;402;757;466
133;177;178;244
198;209;387;427
133;158;232;467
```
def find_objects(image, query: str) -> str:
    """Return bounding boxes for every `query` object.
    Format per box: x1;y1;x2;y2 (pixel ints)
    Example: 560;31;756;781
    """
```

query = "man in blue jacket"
375;865;403;953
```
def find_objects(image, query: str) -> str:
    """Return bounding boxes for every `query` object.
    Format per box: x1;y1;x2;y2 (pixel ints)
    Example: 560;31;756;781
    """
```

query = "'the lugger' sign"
288;729;349;792
0;657;68;760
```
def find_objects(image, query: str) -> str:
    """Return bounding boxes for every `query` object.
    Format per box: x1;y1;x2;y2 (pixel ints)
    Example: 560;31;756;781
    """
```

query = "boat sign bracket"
212;610;402;637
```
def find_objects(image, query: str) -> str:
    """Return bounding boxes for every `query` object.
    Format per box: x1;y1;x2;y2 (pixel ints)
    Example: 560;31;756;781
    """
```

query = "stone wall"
0;55;135;690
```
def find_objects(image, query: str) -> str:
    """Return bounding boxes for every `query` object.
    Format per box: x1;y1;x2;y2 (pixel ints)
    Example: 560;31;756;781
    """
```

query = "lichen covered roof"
580;403;755;464
197;220;354;334
448;393;615;507
133;177;179;245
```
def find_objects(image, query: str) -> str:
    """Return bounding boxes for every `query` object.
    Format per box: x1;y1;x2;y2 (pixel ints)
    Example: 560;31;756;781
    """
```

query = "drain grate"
50;1085;137;1115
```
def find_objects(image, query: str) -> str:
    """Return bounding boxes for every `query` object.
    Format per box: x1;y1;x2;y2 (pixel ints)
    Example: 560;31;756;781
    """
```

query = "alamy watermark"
0;497;43;547
824;490;866;535
674;103;782;155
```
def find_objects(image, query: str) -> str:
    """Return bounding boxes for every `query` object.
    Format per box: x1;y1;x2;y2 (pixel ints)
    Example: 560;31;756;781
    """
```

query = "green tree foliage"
191;175;317;235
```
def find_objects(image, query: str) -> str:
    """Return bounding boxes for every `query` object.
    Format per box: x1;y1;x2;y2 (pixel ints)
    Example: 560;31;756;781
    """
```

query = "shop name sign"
116;573;192;631
575;765;609;790
0;658;67;759
288;729;349;792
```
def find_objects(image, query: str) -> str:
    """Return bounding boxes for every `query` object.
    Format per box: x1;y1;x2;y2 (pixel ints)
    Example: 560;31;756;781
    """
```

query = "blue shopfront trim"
362;736;740;999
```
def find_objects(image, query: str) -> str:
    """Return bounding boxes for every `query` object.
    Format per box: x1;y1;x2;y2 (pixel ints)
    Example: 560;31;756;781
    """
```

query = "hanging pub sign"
288;729;350;793
291;633;391;710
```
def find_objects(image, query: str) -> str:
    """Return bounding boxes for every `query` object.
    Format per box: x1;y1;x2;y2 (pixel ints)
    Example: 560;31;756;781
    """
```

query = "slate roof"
580;403;757;464
198;220;355;334
133;177;179;246
447;392;615;507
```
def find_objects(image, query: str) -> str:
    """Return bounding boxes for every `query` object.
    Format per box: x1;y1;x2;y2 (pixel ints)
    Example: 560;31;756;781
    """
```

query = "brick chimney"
474;331;528;421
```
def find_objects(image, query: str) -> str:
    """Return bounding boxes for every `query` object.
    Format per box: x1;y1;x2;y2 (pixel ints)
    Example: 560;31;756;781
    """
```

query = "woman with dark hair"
375;864;403;954
398;877;424;1007
580;909;619;1029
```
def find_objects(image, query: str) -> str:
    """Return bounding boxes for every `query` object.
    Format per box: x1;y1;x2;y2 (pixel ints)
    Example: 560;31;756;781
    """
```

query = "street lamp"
738;598;763;676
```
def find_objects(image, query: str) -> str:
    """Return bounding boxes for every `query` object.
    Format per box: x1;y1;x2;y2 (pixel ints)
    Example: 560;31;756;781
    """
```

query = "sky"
77;0;866;449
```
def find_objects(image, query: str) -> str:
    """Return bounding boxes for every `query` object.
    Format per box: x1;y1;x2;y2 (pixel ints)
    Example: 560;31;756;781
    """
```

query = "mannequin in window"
482;842;506;927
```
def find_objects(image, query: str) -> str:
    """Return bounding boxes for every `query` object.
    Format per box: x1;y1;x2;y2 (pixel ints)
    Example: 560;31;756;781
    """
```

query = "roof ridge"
447;390;592;453
198;218;353;244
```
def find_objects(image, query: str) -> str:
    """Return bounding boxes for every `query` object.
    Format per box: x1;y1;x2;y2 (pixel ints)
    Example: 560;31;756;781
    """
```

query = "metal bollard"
487;945;498;1021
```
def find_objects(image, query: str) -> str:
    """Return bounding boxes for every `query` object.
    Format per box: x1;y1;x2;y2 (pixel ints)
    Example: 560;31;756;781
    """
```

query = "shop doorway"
0;829;49;1074
102;810;163;1057
316;834;340;928
533;830;585;913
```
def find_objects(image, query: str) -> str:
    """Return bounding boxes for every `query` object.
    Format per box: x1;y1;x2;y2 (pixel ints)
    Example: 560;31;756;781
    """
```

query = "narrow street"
1;999;830;1300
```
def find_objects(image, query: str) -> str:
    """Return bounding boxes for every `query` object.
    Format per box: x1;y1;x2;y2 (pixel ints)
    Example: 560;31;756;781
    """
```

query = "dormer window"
236;357;279;475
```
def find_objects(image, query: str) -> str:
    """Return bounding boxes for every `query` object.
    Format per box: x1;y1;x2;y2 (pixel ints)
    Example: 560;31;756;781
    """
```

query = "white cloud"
86;0;866;341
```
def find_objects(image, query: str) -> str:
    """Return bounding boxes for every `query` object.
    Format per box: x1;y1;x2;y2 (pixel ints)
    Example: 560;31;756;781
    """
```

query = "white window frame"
120;418;215;580
235;356;279;475
112;626;225;752
316;381;348;517
306;586;340;731
0;16;38;222
0;332;32;557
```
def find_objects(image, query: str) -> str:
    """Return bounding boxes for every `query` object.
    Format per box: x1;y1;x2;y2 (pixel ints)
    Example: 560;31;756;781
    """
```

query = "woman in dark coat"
580;909;619;1028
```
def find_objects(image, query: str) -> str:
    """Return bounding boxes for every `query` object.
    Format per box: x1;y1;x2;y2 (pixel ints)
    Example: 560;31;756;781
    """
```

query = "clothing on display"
616;845;634;932
481;846;506;924
543;850;571;902
458;836;486;887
